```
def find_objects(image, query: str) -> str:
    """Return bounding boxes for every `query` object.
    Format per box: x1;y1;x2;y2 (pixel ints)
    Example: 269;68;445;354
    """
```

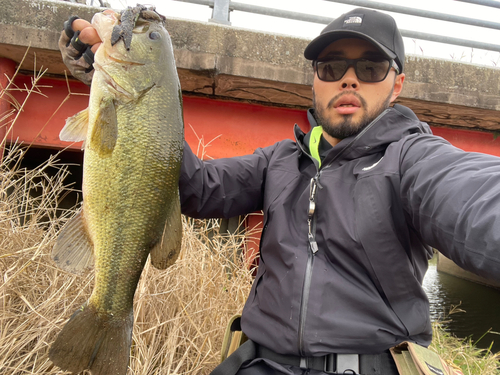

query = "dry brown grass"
0;143;255;374
0;143;81;374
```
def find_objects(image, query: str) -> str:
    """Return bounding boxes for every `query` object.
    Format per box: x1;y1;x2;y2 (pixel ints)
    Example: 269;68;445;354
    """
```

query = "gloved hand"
58;16;101;86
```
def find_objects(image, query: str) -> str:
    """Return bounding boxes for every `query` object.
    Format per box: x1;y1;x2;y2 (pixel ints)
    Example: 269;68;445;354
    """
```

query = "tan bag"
390;342;464;375
220;315;248;363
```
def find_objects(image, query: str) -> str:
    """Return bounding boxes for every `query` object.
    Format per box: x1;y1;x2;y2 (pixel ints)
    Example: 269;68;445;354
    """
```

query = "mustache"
326;91;367;110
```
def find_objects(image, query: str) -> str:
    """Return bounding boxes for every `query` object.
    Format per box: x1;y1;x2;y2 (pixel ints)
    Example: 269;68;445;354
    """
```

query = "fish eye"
149;31;161;40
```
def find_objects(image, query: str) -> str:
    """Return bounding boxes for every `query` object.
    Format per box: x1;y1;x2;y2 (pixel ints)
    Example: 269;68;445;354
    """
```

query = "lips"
333;94;361;115
333;95;361;109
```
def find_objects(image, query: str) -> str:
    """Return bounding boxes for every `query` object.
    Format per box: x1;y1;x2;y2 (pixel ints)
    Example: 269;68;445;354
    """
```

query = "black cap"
304;8;405;73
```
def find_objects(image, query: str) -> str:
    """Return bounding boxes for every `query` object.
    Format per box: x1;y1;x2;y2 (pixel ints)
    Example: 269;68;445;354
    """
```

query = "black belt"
256;344;398;374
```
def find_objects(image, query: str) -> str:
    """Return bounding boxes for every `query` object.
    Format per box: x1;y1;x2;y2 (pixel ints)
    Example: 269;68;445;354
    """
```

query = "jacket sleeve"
400;134;500;282
179;141;270;219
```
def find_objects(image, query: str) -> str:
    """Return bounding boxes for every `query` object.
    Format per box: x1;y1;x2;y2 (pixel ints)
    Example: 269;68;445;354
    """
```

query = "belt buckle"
299;357;307;369
337;354;359;374
324;353;335;373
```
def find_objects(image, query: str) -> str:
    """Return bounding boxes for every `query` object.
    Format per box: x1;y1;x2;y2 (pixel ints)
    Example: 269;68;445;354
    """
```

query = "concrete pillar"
0;57;17;160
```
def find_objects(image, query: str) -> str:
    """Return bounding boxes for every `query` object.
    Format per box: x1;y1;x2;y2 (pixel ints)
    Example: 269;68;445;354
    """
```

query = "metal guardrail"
173;0;500;53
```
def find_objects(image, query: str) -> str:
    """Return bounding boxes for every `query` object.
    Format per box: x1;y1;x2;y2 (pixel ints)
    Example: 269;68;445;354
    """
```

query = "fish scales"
85;77;181;315
49;5;183;375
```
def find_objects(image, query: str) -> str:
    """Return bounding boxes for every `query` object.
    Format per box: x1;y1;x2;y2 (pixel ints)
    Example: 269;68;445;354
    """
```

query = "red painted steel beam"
0;57;17;159
432;127;500;156
8;74;310;154
8;75;89;150
9;74;500;158
183;97;309;158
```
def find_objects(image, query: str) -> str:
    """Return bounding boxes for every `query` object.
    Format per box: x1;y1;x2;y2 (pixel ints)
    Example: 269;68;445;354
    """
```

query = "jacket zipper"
295;109;389;355
298;175;319;356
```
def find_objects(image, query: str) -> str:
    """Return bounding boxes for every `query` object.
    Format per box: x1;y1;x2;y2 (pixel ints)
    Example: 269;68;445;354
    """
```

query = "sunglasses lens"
317;60;348;81
356;59;390;82
316;58;391;82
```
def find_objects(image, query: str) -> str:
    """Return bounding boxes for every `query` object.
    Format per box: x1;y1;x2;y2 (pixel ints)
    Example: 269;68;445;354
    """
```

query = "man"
60;7;500;375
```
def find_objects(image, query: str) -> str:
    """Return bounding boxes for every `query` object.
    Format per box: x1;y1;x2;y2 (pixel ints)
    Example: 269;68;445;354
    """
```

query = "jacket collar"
295;105;431;165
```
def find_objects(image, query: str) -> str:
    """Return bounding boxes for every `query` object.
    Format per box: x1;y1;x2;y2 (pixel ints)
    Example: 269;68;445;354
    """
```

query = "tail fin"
49;304;133;375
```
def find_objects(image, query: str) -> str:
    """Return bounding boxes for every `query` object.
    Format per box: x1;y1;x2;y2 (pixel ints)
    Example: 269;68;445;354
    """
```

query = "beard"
313;89;393;140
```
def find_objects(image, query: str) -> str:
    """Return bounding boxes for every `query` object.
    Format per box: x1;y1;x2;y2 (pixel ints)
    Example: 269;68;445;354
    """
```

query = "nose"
340;66;358;89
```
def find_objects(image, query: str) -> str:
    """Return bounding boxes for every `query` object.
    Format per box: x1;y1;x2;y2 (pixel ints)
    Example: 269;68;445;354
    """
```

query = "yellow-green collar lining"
309;125;323;168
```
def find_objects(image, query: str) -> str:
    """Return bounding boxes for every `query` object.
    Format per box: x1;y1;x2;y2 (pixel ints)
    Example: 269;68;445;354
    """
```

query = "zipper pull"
308;177;318;218
308;200;316;218
308;233;318;254
308;177;319;254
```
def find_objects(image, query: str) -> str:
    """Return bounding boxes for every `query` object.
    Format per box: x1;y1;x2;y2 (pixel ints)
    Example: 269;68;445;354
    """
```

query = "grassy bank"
1;68;498;375
431;313;500;375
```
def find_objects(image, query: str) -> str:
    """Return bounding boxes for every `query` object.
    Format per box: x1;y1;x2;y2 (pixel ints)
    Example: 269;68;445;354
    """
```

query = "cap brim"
304;30;397;61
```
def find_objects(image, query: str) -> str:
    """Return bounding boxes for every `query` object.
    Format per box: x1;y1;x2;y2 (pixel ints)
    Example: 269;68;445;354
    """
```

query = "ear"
390;73;405;103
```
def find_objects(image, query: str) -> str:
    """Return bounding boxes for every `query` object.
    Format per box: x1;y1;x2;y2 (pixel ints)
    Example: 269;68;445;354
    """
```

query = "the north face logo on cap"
344;16;363;25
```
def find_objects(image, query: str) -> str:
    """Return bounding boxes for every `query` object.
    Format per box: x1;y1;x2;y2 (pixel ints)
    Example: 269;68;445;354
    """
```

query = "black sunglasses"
314;57;399;83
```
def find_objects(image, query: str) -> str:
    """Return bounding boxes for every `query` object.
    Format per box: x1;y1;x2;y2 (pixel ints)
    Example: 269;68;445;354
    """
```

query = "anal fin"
52;210;94;274
150;194;182;270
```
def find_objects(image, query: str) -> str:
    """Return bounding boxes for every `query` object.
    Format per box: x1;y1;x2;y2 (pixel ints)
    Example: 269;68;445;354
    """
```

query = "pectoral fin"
89;97;118;155
52;210;94;274
60;108;89;142
150;195;183;270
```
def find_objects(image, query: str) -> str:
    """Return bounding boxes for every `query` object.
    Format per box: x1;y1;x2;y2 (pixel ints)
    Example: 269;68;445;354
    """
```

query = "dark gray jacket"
179;104;500;356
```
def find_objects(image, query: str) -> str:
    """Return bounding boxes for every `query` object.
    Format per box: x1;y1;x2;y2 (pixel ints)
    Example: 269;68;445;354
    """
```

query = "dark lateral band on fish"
110;5;165;50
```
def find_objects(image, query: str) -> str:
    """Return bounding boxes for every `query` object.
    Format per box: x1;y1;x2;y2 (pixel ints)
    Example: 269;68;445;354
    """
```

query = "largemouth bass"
49;6;184;375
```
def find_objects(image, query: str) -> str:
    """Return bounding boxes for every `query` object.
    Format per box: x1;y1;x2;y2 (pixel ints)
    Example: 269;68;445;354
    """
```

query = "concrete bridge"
1;0;500;285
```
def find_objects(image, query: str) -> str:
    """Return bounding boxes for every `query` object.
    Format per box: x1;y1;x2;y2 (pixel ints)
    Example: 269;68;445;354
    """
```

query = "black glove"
58;16;95;86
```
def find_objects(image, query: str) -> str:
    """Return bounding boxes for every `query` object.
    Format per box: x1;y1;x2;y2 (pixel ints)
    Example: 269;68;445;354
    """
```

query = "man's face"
312;38;405;145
